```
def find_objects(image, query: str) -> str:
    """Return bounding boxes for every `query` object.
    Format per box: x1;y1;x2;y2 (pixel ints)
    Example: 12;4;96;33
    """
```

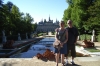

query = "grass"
76;44;100;52
97;34;100;42
85;47;100;52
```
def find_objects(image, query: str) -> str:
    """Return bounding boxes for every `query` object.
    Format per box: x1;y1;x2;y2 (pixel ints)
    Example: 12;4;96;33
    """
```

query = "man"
65;20;79;65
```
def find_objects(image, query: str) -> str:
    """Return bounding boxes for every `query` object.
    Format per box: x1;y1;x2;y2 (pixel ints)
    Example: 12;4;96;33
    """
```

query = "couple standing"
54;20;79;66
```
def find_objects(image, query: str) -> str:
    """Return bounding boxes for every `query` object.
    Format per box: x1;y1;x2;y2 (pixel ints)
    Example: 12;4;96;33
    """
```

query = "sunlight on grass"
85;48;100;52
76;44;100;52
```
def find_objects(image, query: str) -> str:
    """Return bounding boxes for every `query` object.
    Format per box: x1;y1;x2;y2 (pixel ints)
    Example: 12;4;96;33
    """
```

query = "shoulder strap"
56;28;66;39
60;29;66;39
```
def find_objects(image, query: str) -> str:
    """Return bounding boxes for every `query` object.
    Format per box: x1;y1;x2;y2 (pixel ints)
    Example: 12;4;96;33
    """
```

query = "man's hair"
67;20;72;23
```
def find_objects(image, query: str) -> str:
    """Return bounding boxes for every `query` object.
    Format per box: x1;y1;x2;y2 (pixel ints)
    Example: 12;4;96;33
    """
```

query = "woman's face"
59;22;64;27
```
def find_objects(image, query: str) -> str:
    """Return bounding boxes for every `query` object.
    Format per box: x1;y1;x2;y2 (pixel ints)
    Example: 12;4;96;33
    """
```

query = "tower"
56;18;57;22
49;15;50;21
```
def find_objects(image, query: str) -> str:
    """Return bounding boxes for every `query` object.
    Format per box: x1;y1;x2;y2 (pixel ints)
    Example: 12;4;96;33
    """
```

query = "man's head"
67;20;73;28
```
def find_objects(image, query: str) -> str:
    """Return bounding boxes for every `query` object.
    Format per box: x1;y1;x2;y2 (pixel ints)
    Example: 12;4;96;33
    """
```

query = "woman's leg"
55;53;60;66
61;54;64;64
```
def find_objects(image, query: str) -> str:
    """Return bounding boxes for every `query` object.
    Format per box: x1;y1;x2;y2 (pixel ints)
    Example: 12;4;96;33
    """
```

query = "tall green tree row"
86;0;100;33
63;0;100;35
0;0;37;36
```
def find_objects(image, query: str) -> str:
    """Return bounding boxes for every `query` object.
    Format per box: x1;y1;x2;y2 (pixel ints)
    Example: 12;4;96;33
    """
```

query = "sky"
3;0;68;23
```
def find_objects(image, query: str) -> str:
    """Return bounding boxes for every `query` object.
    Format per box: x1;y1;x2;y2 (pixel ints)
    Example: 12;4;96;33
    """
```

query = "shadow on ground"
39;58;55;62
65;64;81;66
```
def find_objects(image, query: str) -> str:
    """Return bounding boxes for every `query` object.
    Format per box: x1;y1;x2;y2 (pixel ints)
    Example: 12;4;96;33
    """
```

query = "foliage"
86;0;100;35
0;1;37;36
63;0;100;35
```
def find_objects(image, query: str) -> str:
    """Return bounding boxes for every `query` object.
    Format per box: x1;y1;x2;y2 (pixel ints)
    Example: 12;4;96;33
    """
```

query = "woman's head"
59;21;65;28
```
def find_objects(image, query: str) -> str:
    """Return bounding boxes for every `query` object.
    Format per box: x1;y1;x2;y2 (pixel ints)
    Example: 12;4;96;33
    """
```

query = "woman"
54;21;68;66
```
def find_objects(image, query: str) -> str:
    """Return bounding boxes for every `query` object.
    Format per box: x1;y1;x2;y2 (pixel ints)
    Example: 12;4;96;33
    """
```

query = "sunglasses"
67;22;72;24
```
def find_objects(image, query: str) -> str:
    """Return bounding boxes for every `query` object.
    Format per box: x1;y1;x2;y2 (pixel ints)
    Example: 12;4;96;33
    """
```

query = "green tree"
0;0;36;37
86;0;100;34
0;0;3;6
0;0;5;32
63;0;95;34
24;13;34;33
7;1;13;12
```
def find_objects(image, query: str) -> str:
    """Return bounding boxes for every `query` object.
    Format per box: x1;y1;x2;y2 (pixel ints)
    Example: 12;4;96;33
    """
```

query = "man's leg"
65;49;69;65
71;45;76;65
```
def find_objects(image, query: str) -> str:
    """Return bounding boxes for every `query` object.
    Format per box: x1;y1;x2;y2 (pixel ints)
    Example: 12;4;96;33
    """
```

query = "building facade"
36;16;59;32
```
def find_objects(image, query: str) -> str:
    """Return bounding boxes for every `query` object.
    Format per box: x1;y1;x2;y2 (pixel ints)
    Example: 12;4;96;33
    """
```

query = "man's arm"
74;28;79;44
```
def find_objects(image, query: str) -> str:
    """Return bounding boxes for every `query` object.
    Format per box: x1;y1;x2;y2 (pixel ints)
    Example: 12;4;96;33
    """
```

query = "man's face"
67;21;72;27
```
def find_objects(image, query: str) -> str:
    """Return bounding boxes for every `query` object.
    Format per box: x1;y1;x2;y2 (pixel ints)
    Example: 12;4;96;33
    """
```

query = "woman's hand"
60;42;64;47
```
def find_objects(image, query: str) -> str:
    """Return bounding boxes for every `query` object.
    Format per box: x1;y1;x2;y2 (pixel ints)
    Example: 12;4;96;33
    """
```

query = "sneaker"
64;61;69;66
61;63;65;66
71;61;76;65
55;63;58;66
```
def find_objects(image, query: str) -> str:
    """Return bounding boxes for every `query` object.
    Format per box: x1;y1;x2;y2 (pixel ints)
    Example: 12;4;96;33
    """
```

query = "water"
10;37;55;58
10;37;100;58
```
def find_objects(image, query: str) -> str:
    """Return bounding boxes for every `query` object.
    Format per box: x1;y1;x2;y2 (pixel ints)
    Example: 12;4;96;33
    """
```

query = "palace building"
36;16;59;32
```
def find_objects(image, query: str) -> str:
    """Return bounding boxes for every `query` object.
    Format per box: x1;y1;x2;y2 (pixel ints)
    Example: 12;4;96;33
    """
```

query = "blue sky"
4;0;68;23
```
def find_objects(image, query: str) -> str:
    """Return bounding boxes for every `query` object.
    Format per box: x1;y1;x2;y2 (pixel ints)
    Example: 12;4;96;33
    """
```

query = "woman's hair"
59;21;65;25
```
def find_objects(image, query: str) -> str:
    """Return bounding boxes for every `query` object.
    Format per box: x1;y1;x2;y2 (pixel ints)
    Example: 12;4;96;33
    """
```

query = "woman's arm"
63;29;68;44
55;28;60;43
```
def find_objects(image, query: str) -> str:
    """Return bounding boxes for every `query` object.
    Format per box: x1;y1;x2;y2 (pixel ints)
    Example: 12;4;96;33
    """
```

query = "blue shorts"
54;43;67;54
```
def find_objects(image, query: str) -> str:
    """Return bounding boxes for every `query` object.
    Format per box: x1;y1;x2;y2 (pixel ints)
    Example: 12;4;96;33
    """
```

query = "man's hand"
74;42;77;44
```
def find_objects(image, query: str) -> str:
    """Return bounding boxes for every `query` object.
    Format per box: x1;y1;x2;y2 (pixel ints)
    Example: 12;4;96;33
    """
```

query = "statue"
26;33;28;39
2;30;7;43
92;29;95;36
2;30;5;36
30;32;33;38
91;29;96;42
18;33;21;40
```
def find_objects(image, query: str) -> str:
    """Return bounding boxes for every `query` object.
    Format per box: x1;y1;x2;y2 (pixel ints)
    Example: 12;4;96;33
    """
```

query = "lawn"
84;47;100;52
76;43;100;52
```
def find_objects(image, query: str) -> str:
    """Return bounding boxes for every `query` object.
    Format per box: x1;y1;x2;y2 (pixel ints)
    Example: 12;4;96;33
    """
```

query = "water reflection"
10;37;55;58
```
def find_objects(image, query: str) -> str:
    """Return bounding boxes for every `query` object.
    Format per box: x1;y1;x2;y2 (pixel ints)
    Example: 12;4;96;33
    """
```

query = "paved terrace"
0;38;100;66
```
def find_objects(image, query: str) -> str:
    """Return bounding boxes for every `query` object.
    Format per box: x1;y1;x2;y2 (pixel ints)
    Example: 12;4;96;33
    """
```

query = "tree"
0;0;4;31
63;0;96;34
0;0;36;37
0;0;3;7
6;1;13;12
24;13;34;33
86;0;100;35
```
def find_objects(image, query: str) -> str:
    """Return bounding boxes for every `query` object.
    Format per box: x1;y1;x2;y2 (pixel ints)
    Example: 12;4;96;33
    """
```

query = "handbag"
53;29;66;48
53;40;60;48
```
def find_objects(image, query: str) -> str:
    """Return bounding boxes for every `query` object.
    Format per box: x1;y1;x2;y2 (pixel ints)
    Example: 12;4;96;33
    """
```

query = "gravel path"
0;57;100;66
